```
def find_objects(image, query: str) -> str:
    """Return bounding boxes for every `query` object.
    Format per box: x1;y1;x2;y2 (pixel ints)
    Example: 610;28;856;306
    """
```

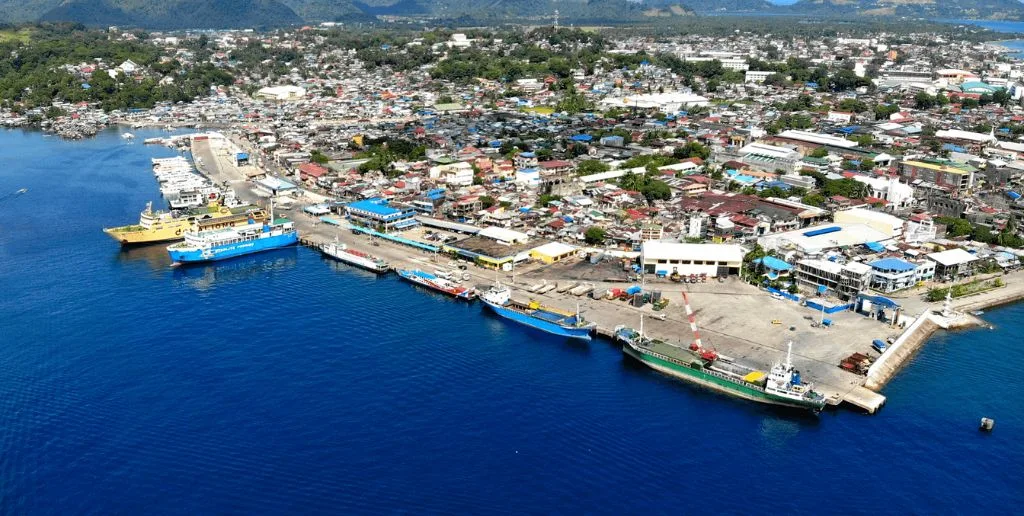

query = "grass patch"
521;106;555;115
0;28;33;44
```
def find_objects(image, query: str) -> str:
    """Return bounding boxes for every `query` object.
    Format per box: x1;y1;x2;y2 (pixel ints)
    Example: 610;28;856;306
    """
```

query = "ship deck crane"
681;291;718;362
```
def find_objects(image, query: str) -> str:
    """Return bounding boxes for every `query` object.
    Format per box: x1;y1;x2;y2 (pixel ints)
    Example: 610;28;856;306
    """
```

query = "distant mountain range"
784;0;1024;20
1;0;1023;29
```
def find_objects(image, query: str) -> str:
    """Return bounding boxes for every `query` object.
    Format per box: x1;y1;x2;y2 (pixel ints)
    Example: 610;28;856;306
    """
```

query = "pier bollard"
979;418;995;432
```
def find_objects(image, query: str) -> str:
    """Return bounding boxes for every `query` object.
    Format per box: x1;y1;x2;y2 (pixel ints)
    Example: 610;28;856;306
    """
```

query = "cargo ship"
167;218;298;263
104;202;269;246
479;283;595;339
396;269;475;300
615;323;826;413
319;240;390;273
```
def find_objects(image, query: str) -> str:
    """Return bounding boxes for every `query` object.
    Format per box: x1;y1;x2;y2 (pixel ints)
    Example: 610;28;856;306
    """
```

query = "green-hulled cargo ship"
615;325;826;413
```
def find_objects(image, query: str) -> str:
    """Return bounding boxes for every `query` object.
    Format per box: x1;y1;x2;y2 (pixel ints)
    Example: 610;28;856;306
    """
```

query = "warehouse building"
640;242;744;277
530;242;578;264
833;208;905;239
757;223;892;256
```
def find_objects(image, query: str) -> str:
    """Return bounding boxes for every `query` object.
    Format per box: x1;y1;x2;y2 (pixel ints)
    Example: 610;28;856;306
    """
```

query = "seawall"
865;313;940;391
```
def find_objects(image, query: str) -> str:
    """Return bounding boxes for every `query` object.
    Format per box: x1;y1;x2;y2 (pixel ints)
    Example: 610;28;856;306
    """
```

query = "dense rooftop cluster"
4;22;1024;298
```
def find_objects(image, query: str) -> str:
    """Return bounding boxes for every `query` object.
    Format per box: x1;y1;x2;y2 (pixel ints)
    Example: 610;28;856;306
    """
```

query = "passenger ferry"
167;218;298;263
104;201;268;245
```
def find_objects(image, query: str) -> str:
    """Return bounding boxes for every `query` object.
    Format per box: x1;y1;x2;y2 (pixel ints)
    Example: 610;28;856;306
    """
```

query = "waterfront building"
640;241;743;277
868;258;934;293
254;176;298;197
529;242;578;264
795;259;873;300
926;248;978;281
345;198;418;232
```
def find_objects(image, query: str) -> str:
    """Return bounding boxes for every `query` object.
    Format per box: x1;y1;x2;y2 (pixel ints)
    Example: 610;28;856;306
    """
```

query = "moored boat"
396;268;474;300
615;321;826;413
479;283;594;339
319;240;390;273
167;218;298;263
103;202;268;245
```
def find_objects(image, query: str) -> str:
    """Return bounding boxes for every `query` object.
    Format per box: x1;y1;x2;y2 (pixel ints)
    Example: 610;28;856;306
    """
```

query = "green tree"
936;216;973;237
641;180;672;201
310;150;329;165
577;159;610;175
618;171;645;191
584;226;606;245
801;193;826;207
808;147;829;158
479;195;497;209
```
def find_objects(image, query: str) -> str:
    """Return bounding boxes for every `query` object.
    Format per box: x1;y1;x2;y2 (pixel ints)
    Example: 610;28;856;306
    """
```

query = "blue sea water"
0;128;1022;514
937;19;1024;58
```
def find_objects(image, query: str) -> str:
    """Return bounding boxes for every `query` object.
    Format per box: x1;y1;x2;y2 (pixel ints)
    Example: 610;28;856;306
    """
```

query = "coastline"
990;39;1024;58
864;272;1024;392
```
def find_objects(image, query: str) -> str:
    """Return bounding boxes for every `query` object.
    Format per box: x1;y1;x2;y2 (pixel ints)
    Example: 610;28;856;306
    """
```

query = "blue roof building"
752;256;793;279
345;198;418;232
868;257;930;293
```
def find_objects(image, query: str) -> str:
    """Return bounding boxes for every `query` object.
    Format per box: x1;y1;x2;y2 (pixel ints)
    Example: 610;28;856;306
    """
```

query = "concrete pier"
187;136;1024;415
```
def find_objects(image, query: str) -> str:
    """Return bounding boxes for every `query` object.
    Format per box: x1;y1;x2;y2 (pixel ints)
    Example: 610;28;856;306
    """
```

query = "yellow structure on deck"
743;371;766;383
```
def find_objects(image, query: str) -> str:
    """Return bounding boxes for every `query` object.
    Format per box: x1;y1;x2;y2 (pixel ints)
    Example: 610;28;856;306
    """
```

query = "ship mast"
785;340;793;370
639;313;644;339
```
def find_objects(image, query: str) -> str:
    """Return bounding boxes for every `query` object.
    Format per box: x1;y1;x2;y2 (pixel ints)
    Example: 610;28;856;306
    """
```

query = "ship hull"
168;231;298;263
104;207;267;246
482;299;593;340
321;247;390;273
622;343;824;412
396;270;474;300
104;223;190;245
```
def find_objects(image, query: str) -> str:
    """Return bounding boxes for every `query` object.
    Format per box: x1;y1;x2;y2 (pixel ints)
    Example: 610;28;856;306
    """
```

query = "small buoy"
980;417;995;432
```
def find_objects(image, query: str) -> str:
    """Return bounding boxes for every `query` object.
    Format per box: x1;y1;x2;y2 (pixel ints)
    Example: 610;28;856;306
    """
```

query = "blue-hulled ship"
167;218;298;263
479;283;595;340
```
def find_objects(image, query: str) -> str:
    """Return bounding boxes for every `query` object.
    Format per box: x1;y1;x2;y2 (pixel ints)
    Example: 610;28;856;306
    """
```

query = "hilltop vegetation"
0;24;232;111
3;0;1024;28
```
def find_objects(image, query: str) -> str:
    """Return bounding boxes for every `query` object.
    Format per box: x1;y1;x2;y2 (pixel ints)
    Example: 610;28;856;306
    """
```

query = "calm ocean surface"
0;129;1021;513
938;19;1024;58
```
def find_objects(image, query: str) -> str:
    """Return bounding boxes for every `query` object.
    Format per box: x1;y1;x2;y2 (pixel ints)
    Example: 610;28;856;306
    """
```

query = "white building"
428;162;474;187
849;175;914;208
515;168;541;186
905;218;937;244
934;129;997;146
833;208;905;238
640;242;743;277
827;111;854;124
927;248;978;280
745;71;774;84
447;34;473;48
597;92;710;111
869;258;935;293
777;130;860;149
758;223;891;256
479;226;529;245
254;85;306;101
